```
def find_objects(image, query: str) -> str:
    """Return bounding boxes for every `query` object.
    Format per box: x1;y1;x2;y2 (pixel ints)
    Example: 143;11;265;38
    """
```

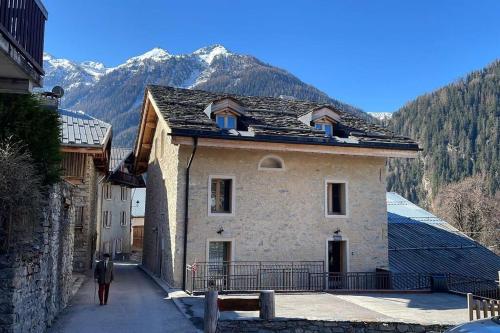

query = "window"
215;114;237;129
258;155;285;170
120;211;127;227
209;176;234;215
103;241;111;255
74;206;84;227
315;122;333;136
104;184;112;200
103;211;112;228
326;181;347;217
115;239;123;254
120;187;127;201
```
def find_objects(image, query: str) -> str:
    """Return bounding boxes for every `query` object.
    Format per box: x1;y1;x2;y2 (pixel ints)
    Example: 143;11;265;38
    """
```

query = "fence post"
259;290;275;320
204;290;218;333
467;293;474;321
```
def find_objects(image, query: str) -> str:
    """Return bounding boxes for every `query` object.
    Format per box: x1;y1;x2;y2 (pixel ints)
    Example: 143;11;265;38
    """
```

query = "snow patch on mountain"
368;112;393;120
193;44;230;64
117;47;171;69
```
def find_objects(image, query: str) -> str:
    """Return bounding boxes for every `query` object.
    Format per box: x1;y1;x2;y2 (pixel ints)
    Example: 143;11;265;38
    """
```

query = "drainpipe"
182;137;198;290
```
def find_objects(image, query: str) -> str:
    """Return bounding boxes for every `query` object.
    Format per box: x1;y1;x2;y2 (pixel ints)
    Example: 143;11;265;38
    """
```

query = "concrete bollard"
259;290;275;320
204;290;218;333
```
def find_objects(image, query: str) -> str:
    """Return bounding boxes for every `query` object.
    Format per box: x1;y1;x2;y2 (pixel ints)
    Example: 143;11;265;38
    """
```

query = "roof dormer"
204;97;245;130
298;106;341;136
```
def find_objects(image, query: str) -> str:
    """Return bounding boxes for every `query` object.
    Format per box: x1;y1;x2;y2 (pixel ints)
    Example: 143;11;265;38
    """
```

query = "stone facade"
144;120;389;288
96;182;132;260
0;182;75;333
216;319;450;333
72;156;99;272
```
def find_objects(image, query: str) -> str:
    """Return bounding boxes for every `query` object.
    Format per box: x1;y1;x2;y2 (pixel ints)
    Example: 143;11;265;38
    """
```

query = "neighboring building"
133;86;419;289
59;109;112;272
96;147;144;260
0;0;47;93
131;216;144;252
387;192;500;280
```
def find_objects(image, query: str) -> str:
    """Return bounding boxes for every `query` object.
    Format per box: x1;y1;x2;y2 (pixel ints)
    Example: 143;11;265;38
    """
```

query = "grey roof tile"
58;109;111;148
387;192;500;280
147;86;419;150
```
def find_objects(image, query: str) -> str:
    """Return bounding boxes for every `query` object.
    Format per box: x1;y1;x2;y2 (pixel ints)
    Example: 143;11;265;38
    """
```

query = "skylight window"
315;122;333;136
216;114;237;129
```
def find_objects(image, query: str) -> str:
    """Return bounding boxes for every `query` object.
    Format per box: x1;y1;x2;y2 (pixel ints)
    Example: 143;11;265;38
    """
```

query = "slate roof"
109;147;132;172
387;192;500;280
147;86;419;151
58;109;111;147
107;146;145;188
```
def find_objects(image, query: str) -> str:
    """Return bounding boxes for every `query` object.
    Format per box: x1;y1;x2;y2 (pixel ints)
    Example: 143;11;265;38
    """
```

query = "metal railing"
186;261;325;294
185;262;435;294
316;272;431;291
0;0;47;74
447;273;500;301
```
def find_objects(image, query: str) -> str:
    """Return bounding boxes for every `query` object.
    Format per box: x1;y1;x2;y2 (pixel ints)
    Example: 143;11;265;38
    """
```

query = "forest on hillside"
387;60;500;208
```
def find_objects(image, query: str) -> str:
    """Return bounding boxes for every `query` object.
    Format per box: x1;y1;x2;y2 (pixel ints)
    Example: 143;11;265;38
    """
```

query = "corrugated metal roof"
387;192;500;280
109;147;132;172
58;109;111;147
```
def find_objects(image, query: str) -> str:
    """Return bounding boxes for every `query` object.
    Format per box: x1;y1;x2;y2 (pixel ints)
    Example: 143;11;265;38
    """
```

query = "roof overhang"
133;90;159;174
60;127;112;173
170;135;418;158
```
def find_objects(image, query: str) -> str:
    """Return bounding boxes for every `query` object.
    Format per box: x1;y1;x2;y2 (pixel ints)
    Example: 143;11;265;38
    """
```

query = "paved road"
49;264;198;333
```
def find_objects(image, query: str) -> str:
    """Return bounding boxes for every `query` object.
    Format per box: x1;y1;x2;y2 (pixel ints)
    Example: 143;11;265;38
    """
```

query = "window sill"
208;212;234;217
325;214;349;219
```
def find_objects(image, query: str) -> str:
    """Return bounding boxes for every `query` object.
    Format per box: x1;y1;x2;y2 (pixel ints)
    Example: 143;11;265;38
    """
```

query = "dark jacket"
94;260;114;284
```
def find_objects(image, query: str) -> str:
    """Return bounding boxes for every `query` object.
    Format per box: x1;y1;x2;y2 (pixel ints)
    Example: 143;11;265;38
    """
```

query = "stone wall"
145;115;390;287
216;319;451;333
0;182;75;333
72;156;98;272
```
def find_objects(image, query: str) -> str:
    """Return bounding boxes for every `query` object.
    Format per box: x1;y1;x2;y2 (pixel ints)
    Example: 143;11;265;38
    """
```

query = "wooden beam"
146;122;157;129
171;136;418;158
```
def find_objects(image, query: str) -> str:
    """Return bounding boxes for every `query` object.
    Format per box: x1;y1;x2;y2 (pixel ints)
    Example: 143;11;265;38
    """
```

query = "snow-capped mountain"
43;45;367;146
367;112;393;121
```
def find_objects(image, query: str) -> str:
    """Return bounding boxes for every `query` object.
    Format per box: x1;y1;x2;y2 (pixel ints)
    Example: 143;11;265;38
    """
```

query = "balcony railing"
0;0;47;75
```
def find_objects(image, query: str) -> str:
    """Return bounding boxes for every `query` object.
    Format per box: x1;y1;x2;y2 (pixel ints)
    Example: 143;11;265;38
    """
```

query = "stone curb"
137;265;203;332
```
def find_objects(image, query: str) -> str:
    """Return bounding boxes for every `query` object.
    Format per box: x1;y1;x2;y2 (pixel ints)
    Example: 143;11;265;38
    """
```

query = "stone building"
133;86;419;289
59;109;112;272
96;147;144;260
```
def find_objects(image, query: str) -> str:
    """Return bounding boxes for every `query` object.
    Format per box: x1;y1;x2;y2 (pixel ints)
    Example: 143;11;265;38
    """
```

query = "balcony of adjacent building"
0;0;47;93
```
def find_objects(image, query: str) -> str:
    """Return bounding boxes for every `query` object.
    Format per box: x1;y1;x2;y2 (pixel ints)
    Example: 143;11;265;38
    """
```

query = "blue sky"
43;0;500;112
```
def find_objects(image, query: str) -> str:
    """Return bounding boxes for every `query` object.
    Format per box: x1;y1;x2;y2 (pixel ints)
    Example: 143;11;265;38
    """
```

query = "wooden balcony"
0;0;47;92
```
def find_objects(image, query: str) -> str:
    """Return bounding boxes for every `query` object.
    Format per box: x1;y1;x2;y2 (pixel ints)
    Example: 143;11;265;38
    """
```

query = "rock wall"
216;319;451;333
0;182;75;333
72;157;98;272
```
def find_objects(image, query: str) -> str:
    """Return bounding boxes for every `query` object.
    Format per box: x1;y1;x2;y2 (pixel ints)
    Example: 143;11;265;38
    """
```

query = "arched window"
258;155;285;171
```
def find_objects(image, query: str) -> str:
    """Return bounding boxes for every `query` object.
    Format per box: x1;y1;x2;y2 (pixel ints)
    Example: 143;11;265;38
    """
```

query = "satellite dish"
51;86;65;98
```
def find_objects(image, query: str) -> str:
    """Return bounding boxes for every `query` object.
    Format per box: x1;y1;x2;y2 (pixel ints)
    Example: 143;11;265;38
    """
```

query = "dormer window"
216;113;237;129
315;122;333;136
204;97;244;130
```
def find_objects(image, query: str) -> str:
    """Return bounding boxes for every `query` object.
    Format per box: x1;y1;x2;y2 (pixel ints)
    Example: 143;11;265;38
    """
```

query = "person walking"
94;253;114;305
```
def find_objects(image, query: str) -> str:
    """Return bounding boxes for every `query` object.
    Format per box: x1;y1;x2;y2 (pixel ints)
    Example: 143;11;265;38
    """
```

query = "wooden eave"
133;90;158;174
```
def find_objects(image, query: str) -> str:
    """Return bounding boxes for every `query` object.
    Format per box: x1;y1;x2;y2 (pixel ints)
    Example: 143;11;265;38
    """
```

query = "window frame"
208;175;236;217
103;211;112;228
115;238;123;254
103;184;112;200
120;211;127;227
258;154;285;171
120;186;127;201
215;113;237;130
324;179;349;218
314;120;334;137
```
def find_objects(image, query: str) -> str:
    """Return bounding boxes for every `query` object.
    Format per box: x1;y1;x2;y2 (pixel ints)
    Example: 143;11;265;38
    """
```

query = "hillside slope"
387;60;500;206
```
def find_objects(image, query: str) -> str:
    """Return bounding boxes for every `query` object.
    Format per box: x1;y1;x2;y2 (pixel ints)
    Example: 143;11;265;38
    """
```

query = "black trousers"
98;283;110;304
